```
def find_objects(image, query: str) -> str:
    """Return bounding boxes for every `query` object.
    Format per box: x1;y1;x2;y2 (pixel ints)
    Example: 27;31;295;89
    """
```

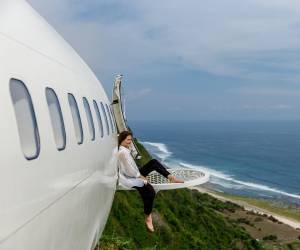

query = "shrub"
262;235;277;241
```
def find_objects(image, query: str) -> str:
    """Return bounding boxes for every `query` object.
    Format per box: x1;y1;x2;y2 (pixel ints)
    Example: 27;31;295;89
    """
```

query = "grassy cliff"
97;139;262;250
99;189;262;250
134;139;153;167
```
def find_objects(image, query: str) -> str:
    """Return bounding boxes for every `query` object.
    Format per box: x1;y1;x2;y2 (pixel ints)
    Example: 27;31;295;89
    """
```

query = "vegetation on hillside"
98;189;262;250
97;138;262;249
134;139;152;167
213;191;300;222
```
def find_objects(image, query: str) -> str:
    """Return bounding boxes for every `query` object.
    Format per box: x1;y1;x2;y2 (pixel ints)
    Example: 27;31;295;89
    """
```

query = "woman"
118;131;183;232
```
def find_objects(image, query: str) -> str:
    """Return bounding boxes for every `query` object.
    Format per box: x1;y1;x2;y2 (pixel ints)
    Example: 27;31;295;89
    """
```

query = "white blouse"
118;145;145;188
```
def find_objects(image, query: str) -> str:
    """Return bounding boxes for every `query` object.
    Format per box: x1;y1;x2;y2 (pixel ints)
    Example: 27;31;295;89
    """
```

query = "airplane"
0;1;208;249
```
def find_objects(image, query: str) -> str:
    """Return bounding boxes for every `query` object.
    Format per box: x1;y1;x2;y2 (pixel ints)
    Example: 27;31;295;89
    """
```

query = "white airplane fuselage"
0;1;118;249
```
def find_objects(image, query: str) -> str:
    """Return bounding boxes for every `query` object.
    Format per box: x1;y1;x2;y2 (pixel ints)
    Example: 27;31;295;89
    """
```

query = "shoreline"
191;186;300;230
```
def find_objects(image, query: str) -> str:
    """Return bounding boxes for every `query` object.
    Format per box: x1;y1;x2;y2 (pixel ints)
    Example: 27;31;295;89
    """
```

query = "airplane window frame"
93;100;104;138
100;101;109;136
45;87;67;151
83;97;95;141
68;93;84;145
105;104;114;134
109;105;117;133
10;78;40;160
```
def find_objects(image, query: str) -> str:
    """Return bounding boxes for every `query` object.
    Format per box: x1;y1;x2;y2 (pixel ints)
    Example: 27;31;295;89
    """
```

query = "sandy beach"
191;186;300;230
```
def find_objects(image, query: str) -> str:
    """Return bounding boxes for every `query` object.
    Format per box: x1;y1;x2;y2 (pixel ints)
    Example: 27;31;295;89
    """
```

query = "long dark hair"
118;131;133;148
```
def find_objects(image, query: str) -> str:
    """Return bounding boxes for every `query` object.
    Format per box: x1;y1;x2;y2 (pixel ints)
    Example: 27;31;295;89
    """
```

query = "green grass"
134;138;152;167
98;189;262;250
97;139;263;250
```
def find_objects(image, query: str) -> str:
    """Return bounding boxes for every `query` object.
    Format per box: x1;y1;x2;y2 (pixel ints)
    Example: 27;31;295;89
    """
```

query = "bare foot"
145;214;154;232
168;175;184;183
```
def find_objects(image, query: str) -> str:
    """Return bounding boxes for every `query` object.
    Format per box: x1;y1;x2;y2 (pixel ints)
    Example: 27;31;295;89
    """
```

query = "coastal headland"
97;140;300;249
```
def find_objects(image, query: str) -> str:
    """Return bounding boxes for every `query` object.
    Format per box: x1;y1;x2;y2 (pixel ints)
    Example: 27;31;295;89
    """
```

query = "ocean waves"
142;141;173;161
141;141;300;201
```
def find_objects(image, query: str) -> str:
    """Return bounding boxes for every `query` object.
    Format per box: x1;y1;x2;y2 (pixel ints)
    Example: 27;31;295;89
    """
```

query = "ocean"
130;121;300;206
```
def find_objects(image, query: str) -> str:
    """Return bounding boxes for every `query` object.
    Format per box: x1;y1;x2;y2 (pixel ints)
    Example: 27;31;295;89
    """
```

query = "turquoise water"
131;121;300;206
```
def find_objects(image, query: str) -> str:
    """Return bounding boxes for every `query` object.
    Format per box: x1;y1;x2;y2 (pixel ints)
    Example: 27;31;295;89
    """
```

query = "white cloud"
19;1;300;121
228;87;300;96
126;88;152;102
242;104;293;110
131;0;300;79
26;0;300;82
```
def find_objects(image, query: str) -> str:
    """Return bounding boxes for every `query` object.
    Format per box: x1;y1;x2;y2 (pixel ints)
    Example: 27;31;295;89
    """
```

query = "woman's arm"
119;151;140;178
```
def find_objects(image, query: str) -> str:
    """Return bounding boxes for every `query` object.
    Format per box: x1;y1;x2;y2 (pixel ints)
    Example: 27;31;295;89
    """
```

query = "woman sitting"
118;131;183;232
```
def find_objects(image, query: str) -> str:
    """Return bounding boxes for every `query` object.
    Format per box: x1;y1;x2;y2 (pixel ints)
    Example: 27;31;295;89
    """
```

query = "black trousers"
133;159;170;215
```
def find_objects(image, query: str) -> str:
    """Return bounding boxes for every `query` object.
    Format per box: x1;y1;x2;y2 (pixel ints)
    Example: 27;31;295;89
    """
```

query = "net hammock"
118;168;209;191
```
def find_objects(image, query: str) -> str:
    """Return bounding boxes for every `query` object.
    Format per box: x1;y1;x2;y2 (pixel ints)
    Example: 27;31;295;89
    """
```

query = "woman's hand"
140;175;148;184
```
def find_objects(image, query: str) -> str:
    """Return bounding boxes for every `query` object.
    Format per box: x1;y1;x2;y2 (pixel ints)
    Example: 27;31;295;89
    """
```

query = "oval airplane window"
100;102;109;136
105;104;114;134
109;105;117;133
93;100;104;138
83;97;95;141
45;88;66;151
10;79;40;160
68;93;83;144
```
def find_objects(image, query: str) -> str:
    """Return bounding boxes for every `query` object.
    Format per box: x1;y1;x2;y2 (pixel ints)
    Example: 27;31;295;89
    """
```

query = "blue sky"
28;0;300;121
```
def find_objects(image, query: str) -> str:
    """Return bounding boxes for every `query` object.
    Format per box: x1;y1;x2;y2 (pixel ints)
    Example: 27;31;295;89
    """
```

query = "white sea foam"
180;162;300;200
141;141;300;200
234;180;300;200
179;162;229;178
142;141;172;161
